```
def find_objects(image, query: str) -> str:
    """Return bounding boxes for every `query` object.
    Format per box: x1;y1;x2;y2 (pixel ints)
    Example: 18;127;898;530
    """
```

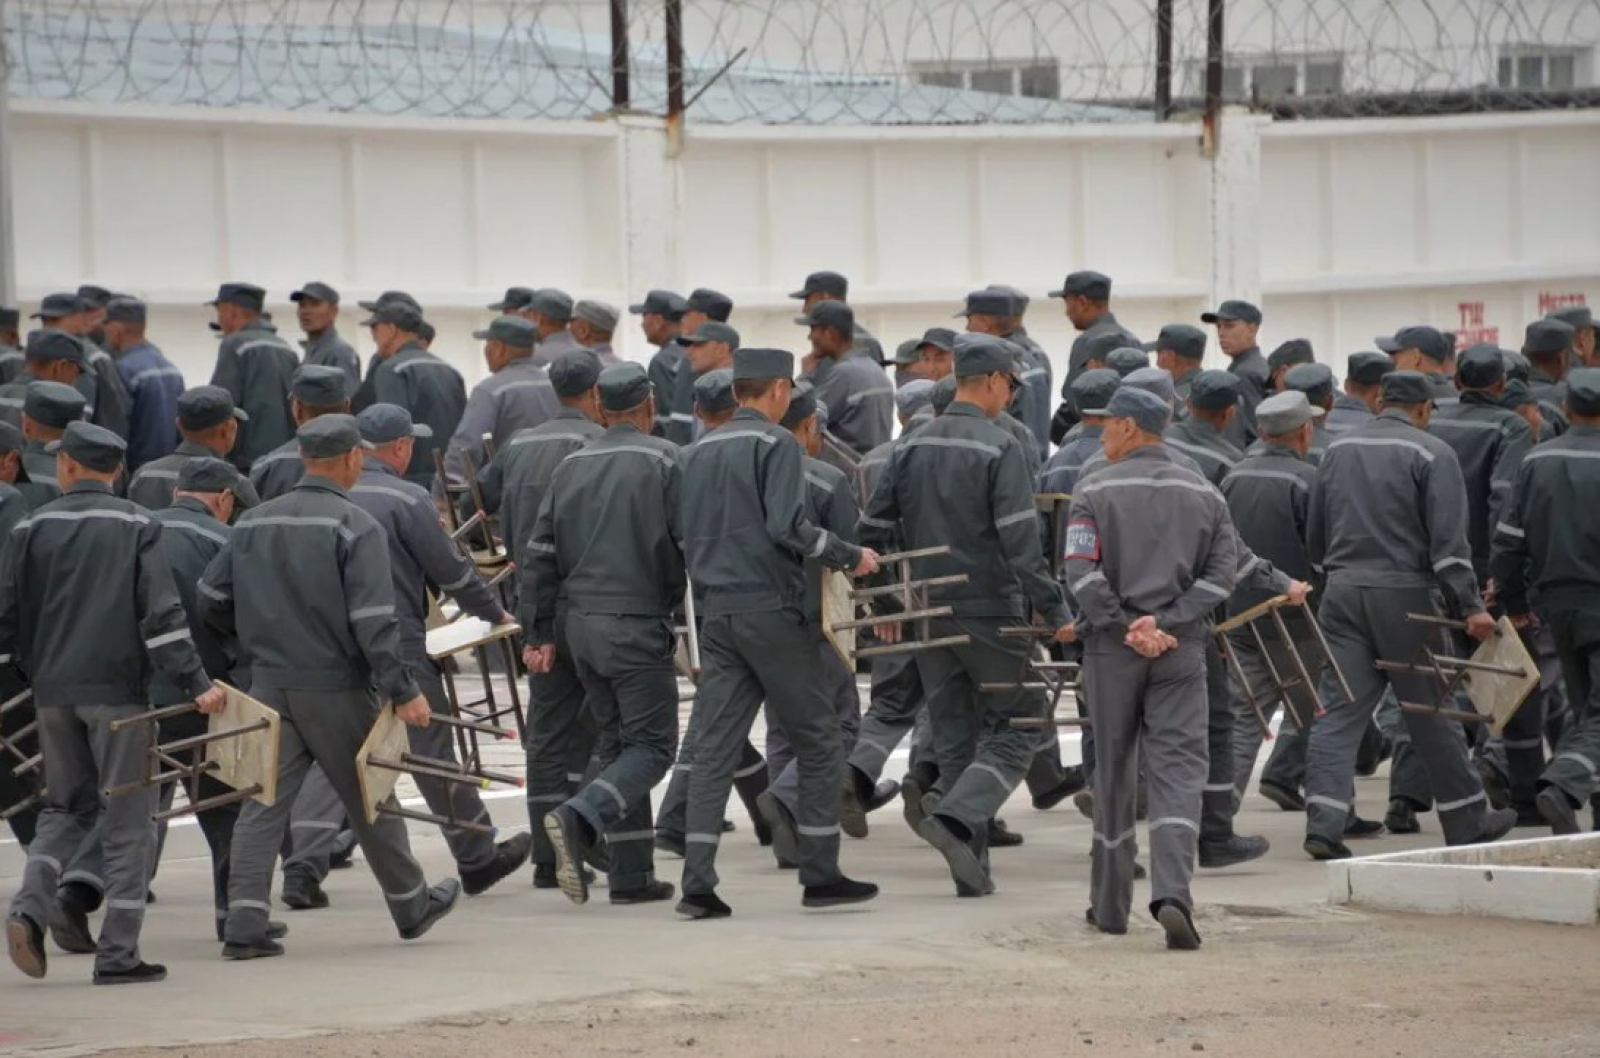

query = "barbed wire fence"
3;1;1600;125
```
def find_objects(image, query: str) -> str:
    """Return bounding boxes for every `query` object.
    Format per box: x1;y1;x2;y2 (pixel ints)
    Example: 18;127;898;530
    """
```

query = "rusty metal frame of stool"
827;546;973;663
355;704;524;835
427;617;528;774
1375;613;1536;729
1214;594;1350;738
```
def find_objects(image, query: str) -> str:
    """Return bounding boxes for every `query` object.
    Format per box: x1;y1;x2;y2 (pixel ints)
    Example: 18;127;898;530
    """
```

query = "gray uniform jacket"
850;323;886;365
998;412;1042;484
647;345;683;433
1529;367;1569;437
584;342;623;368
531;329;584;370
801;455;859;620
664;360;704;447
78;343;132;441
1428;391;1534;579
248;438;307;503
861;402;1069;625
482;409;605;568
0;346;21;385
1040;423;1103;496
358;342;468;486
1325;394;1373;435
199;474;420;703
1004;326;1054;452
1164;418;1244;487
1066;312;1140;387
350;459;502;648
1220;443;1318;615
0;480;210;708
0;380;24;430
17;441;61;510
210;320;299;469
855;411;933;510
1490;424;1600;618
0;484;28;543
1308;409;1482;617
302;328;362;397
150;499;236;706
522;423;685;639
1430;372;1459;409
682;407;861;617
444;356;560;487
807;354;894;456
1224;347;1269;449
132;439;262;511
1063;444;1238;639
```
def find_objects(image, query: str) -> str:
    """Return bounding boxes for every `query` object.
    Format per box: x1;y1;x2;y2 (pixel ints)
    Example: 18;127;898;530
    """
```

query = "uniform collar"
944;401;987;419
1229;347;1264;369
175;438;221;458
732;407;774;425
295;473;349;496
67;479;115;496
1117;443;1171;464
1459;390;1502;408
1333;393;1369;411
498;354;538;374
170;495;216;518
392;340;428;359
302;327;338;350
1377;408;1417;426
1569;423;1600;437
605;422;645;437
555;407;593;422
361;455;401;479
1250;441;1304;461
1172;366;1201;386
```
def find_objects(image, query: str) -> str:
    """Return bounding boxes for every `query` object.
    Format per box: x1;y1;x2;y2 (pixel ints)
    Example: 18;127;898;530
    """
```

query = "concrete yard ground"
2;701;1596;1058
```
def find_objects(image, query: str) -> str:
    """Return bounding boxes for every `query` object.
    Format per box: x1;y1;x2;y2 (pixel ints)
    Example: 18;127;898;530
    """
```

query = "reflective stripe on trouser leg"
1540;614;1600;805
1200;637;1235;842
848;650;923;783
1085;643;1144;934
917;639;977;799
1139;642;1208;916
525;611;595;868
225;687;314;945
772;643;860;820
1302;585;1391;845
407;657;497;872
282;764;348;882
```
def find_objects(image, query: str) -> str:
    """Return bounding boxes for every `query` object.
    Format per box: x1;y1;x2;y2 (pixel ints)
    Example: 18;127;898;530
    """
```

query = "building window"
1186;53;1343;100
912;60;1061;99
1498;48;1584;91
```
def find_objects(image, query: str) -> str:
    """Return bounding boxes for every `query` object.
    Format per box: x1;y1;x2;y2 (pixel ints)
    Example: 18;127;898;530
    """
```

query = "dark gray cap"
953;334;1021;379
956;290;1013;318
178;385;248;430
1500;349;1531;383
1268;339;1315;372
1153;323;1207;361
46;421;125;472
531;288;575;323
796;300;854;334
1189;369;1241;411
0;308;18;330
629;290;688;319
357;290;421;313
177;456;247;495
686;288;734;322
1104;385;1171;434
681;321;741;349
895;379;936;417
104;297;146;325
1524;318;1575;357
732;347;794;382
76;285;114;309
1048;270;1111;301
488;286;537;312
931;374;958;413
780;379;820;429
1078;328;1132;366
416;320;436;344
0;421;23;454
1069;368;1120;416
31;293;89;320
291;282;340;305
1501;378;1536;410
1255;391;1323;436
358;403;433;444
25;329;85;367
24;380;87;429
1455;344;1506;389
892;338;921;366
693;368;736;413
1546;305;1595;332
360;300;424;332
473;315;538;349
1106;346;1150;378
1201;299;1262;325
1376;325;1451;361
1123;366;1177;406
919;326;957;353
291;365;350;407
790;271;848;300
206;283;266;313
986;284;1029;315
598;363;653;412
1284;362;1335;404
549;350;602;397
574;300;619;333
1380;370;1434;406
297;414;371;459
1347;351;1395;386
1567;368;1600;416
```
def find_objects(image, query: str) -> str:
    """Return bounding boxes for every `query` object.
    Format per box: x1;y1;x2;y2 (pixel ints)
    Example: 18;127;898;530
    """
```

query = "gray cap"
178;385;249;431
357;290;421;313
177;456;247;495
681;321;741;349
1500;349;1532;383
1546;305;1594;332
297;414;372;458
0;421;22;455
1078;328;1132;367
1188;369;1240;411
1048;271;1111;301
686;288;734;322
1106;346;1150;378
1201;299;1262;326
598;363;653;412
24;380;87;429
985;284;1029;315
780;379;820;429
931;374;958;414
892;338;922;366
473;315;537;350
953;334;1022;379
1501;378;1536;411
291;364;350;407
531;288;575;323
104;297;146;325
1284;362;1335;404
1104;386;1172;435
1347;351;1395;386
358;403;433;444
1122;366;1177;406
1567;368;1600;416
732;347;794;382
46;420;126;472
1069;368;1120;416
1456;344;1506;389
629;290;688;319
488;286;537;312
76;285;114;309
206;283;267;313
894;379;936;417
360;300;424;332
549;349;603;397
24;330;86;367
1255;391;1323;437
1524;318;1576;357
919;327;957;353
574;300;619;333
956;290;1013;318
796;300;854;334
1381;371;1434;406
1268;339;1315;372
31;292;89;320
1376;325;1451;361
291;282;340;305
693;368;736;413
0;308;17;330
1153;323;1207;361
790;271;849;300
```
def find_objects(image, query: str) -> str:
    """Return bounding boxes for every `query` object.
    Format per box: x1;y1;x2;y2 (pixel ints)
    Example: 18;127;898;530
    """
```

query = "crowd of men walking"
1;269;1597;982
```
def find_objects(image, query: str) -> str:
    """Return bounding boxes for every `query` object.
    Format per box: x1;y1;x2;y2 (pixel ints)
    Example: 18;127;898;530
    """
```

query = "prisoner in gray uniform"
207;284;299;471
664;290;735;445
353;300;466;488
13;381;86;511
529;364;684;906
443;314;560;488
632;289;688;435
1;423;219;984
570;301;624;367
1303;371;1515;860
129;386;260;512
527;289;584;370
799;301;893;457
1063;387;1237;949
789;271;884;364
69;289;134;442
1166;371;1244;486
675;347;879;919
291;283;362;397
0;330;87;437
1151;324;1208;423
861;337;1072;896
200;416;459;958
249;366;351;503
1329;352;1390;435
1202;300;1268;449
1040;370;1119;497
1054;271;1140;392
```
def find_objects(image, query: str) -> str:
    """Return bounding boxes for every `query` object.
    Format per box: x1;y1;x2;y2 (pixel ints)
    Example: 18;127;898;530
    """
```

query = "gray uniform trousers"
684;612;843;894
1227;623;1327;799
768;641;860;818
224;687;431;943
848;651;924;784
10;706;155;973
1084;636;1208;933
403;651;497;870
1305;584;1489;846
563;613;678;891
282;765;355;882
1540;611;1600;808
655;717;766;838
1200;638;1238;841
1487;624;1554;812
524;609;598;870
